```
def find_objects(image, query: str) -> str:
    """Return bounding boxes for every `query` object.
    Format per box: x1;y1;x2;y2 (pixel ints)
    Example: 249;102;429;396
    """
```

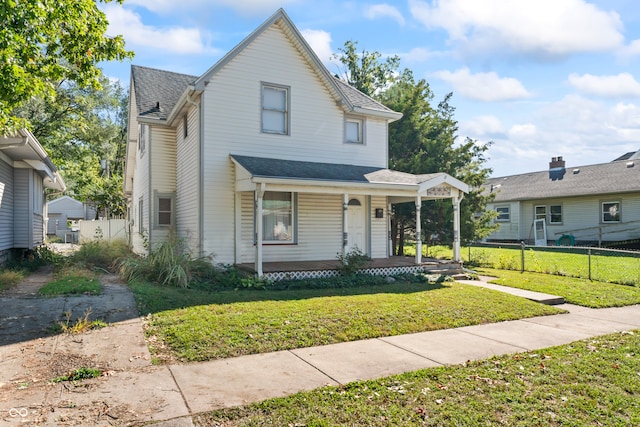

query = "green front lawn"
131;279;561;363
196;330;640;426
478;268;640;308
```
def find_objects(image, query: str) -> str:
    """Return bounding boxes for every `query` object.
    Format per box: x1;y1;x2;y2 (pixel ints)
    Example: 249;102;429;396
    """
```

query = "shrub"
336;247;371;276
69;239;130;272
118;234;218;288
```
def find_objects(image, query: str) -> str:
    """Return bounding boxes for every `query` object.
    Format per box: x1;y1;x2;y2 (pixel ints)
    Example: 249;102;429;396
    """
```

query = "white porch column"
342;193;349;256
453;192;462;262
255;183;266;277
415;196;422;265
388;202;393;257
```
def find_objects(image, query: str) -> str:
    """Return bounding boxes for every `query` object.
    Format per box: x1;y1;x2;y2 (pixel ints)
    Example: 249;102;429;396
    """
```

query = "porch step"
422;261;465;276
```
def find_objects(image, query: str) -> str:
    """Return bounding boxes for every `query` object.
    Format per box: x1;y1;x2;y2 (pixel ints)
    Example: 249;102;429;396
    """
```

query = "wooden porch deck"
237;256;460;275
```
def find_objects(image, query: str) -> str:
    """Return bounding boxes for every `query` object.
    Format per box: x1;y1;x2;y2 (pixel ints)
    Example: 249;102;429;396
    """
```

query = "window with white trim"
345;117;364;144
495;206;510;222
549;205;562;224
154;193;175;228
262;191;295;242
261;83;289;135
535;205;546;222
602;201;620;223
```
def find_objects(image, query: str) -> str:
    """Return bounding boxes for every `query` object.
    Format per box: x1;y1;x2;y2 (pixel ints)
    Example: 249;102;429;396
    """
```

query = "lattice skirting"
264;265;427;282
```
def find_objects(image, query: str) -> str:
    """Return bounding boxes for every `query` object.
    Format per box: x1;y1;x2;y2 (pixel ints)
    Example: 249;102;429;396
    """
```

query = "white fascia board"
248;176;419;196
417;173;470;194
351;106;403;122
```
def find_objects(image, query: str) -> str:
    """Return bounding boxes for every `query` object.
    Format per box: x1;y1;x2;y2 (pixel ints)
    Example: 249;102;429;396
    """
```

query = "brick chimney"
548;156;566;181
549;156;565;170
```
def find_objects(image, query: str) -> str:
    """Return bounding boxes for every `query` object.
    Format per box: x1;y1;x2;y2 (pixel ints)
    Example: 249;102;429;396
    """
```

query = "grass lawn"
478;268;640;308
38;275;102;296
129;279;562;363
195;330;640;426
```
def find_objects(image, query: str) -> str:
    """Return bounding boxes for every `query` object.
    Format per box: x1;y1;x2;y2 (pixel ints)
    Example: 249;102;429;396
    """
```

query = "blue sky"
100;0;640;177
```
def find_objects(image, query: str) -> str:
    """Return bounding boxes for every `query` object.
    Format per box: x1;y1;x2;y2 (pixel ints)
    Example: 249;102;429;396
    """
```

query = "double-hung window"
535;205;546;222
261;83;289;135
262;191;295;243
549;205;562;224
495;206;510;222
345;117;364;144
154;193;175;228
602;201;620;223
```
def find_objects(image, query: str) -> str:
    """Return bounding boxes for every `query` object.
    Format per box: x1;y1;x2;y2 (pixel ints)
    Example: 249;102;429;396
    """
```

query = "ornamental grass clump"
119;234;215;288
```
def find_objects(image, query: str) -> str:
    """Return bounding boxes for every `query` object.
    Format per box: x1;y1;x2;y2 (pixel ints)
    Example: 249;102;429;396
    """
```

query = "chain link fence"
464;243;640;286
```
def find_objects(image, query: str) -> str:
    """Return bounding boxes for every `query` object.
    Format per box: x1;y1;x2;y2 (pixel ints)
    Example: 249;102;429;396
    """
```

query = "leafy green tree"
0;0;133;134
14;76;128;217
332;40;400;97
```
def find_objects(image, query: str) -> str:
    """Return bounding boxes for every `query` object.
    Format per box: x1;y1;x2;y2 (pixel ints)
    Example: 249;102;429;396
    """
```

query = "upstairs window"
261;84;289;135
138;124;147;155
345;117;364;144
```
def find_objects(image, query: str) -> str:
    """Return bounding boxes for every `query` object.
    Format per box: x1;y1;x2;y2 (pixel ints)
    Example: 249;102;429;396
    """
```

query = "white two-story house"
124;9;469;278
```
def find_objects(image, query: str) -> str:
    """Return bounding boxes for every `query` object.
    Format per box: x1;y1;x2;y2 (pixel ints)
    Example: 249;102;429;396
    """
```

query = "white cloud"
104;5;213;55
126;0;299;15
619;39;640;58
507;123;537;139
433;68;532;101
409;0;623;58
462;115;506;138
301;29;336;67
568;73;640;97
364;4;405;26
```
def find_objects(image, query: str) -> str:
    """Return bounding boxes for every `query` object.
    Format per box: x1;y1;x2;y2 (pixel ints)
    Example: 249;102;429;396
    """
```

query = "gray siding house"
485;154;640;246
0;129;65;264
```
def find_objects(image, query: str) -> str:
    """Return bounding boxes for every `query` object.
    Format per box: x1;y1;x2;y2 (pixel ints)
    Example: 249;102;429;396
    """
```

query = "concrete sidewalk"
161;302;640;424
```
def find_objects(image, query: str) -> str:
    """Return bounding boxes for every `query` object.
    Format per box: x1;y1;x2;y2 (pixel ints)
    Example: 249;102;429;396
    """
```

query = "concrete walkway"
159;302;640;425
2;271;640;426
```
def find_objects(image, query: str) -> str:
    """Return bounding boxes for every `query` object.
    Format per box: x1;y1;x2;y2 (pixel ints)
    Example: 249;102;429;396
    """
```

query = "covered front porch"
238;256;464;281
230;155;470;278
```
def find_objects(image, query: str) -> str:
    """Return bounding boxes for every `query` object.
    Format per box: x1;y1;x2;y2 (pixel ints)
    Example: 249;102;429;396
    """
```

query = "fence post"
588;248;592;281
520;241;525;272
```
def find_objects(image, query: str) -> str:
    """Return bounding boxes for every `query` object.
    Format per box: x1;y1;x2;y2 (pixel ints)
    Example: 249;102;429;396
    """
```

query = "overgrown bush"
336;247;371;276
118;235;219;288
68;239;130;272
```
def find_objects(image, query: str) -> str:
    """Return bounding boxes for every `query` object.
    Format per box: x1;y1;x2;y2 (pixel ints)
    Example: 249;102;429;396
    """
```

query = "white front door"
347;197;366;253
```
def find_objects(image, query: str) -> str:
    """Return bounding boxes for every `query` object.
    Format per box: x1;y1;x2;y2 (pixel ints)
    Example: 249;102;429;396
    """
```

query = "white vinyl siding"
0;157;14;250
486;202;520;241
176;103;200;254
201;25;390;263
149;126;177;247
370;196;388;259
12;169;31;248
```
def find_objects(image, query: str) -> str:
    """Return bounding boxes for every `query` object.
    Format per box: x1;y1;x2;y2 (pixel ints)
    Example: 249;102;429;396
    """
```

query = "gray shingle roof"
486;159;640;202
333;78;397;115
131;65;197;120
231;155;383;182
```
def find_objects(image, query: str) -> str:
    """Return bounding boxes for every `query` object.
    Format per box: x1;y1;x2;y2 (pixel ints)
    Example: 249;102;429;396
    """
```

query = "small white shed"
47;196;96;235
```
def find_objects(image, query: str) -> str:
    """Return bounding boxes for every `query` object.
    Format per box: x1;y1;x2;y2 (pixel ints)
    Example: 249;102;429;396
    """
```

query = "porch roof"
230;155;469;197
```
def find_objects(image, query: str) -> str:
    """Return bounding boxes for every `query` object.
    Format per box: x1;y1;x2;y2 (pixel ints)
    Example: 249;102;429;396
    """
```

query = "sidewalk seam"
375;337;445;366
288;350;342;385
167;365;193;415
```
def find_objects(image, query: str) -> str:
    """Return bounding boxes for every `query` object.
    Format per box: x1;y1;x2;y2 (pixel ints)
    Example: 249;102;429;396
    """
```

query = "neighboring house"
484;154;640;246
0;129;66;264
46;195;97;239
124;9;469;277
